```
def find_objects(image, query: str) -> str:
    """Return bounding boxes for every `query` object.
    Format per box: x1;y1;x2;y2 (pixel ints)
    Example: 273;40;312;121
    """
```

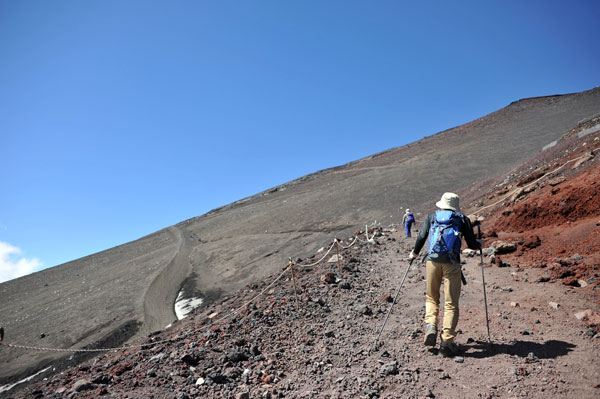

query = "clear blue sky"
1;1;599;282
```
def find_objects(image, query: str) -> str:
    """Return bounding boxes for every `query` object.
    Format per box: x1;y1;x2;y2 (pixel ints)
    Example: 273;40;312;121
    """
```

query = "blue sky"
1;1;599;282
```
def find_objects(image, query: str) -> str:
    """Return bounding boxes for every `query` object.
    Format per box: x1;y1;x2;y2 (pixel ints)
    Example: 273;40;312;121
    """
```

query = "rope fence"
0;227;375;354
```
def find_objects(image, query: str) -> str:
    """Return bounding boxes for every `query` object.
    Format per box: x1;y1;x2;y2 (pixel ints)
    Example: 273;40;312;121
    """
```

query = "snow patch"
578;124;600;138
174;291;203;320
0;367;51;393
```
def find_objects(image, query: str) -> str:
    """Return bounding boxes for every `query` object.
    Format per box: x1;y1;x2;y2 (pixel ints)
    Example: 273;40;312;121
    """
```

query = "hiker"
402;208;415;238
409;192;481;357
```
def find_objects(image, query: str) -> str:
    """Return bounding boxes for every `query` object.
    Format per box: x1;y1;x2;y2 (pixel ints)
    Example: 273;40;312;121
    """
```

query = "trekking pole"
477;225;491;343
376;258;414;342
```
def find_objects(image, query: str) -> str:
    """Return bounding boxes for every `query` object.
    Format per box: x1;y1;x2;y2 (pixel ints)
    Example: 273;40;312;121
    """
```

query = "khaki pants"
425;260;462;343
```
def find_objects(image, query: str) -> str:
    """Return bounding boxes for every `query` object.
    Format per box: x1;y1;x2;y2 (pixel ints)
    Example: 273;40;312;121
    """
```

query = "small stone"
320;272;336;284
586;328;597;337
549;302;560;309
510;302;519;307
356;305;372;315
454;356;464;363
578;280;588;288
380;294;393;303
574;309;592;320
380;360;399;375
338;281;351;289
492;241;517;254
235;392;250;399
462;249;475;257
328;254;342;263
72;379;94;392
196;377;205;385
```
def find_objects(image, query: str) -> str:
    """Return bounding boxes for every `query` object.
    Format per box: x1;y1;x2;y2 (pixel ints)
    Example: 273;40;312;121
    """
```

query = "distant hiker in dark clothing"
402;209;415;238
409;193;481;357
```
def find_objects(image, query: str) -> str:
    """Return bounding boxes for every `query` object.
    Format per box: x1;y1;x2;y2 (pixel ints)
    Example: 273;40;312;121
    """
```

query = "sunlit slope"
0;87;598;384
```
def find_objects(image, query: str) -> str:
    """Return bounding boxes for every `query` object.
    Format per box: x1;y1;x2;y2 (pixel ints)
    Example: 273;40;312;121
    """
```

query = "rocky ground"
4;127;600;399
4;212;599;397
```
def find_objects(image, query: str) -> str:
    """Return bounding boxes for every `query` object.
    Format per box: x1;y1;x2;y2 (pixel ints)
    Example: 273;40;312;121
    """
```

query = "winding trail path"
142;225;194;334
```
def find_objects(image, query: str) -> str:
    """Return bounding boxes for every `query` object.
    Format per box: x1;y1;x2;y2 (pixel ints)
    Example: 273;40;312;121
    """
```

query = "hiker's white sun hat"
406;208;410;213
435;192;461;212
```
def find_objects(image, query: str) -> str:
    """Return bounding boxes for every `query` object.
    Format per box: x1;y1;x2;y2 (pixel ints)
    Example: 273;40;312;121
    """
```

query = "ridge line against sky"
1;1;599;282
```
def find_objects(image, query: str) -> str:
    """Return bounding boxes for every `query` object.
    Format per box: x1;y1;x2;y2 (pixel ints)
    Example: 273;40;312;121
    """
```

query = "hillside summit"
1;87;599;393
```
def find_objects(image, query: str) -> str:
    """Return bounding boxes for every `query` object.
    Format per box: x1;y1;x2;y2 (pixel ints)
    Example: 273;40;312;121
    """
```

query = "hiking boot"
439;342;459;357
424;323;437;346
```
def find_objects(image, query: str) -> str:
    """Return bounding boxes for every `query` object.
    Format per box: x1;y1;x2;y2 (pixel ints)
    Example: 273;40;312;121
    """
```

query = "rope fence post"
288;258;300;311
334;238;342;271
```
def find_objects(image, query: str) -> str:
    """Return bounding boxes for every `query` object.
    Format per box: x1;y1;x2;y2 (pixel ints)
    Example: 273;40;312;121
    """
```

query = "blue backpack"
427;210;463;263
407;213;415;223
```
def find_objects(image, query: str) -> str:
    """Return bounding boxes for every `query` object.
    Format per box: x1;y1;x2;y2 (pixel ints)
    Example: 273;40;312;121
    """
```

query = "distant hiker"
409;193;481;357
402;209;415;238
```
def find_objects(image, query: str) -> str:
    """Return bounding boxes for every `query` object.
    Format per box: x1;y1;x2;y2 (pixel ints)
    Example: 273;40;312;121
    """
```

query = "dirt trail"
142;226;192;334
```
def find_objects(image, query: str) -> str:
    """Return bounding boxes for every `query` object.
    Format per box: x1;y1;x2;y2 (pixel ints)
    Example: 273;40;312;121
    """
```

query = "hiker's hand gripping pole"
376;258;414;342
478;224;491;343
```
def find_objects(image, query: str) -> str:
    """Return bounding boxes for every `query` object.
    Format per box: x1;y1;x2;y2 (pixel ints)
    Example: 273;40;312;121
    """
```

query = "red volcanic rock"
521;235;541;249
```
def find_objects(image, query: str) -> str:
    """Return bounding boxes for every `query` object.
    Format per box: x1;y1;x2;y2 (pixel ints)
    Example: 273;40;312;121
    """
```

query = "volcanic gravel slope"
1;87;600;389
5;133;600;398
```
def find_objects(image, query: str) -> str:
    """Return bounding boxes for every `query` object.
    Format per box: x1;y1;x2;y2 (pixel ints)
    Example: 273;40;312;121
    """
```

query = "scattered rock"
454;356;464;363
72;379;94;392
510;302;519;308
462;249;476;257
380;360;399;375
356;305;372;316
320;272;336;284
328;254;342;263
574;309;592;321
496;256;511;267
226;349;250;363
521;235;541;249
549;302;560;309
492;241;517;254
380;294;393;303
548;176;566;186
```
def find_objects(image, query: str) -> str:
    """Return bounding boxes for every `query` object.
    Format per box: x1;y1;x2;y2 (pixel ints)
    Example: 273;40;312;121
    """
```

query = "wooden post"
288;258;300;311
334;238;342;271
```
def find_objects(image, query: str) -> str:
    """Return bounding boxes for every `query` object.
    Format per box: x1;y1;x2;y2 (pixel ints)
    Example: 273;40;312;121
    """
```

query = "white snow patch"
0;367;51;393
578;124;600;138
174;291;204;320
542;140;557;151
